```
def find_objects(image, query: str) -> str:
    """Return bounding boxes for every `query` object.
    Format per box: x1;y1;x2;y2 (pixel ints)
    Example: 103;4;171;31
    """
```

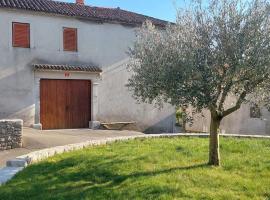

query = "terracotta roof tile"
0;0;168;27
33;64;102;72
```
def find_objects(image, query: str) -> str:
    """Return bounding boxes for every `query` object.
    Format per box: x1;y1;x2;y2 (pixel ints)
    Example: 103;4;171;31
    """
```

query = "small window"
250;104;261;118
12;22;30;48
63;27;77;52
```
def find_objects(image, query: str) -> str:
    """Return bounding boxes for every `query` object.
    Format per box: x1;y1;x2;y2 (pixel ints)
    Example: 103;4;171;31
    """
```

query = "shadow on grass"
0;153;208;200
118;163;208;182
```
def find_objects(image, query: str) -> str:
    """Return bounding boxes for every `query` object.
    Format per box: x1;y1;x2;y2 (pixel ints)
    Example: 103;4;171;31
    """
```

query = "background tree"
175;107;188;132
127;0;270;166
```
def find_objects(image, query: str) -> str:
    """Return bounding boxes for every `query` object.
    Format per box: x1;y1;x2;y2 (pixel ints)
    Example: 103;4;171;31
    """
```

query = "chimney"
76;0;84;5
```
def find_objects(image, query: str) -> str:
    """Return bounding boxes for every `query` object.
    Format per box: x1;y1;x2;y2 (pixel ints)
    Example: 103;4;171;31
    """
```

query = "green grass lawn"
0;137;269;200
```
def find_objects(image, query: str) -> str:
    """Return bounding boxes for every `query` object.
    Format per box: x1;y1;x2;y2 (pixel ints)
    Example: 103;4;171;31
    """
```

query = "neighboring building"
186;97;270;135
0;0;176;132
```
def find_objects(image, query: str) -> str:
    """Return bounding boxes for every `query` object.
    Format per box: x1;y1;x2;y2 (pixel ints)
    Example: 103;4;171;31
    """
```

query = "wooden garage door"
40;79;91;129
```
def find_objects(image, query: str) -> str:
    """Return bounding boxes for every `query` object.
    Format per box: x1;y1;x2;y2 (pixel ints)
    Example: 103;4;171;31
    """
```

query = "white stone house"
0;0;176;132
0;0;269;135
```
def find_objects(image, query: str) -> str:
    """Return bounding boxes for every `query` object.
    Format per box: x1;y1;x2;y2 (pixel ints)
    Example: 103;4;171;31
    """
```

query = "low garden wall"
0;119;23;150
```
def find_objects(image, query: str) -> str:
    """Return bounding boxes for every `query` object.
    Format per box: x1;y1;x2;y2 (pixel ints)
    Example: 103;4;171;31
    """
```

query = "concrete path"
0;128;144;167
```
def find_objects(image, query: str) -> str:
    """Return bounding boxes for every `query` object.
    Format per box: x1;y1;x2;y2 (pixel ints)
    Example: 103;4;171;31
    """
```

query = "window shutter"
13;23;30;48
63;28;77;52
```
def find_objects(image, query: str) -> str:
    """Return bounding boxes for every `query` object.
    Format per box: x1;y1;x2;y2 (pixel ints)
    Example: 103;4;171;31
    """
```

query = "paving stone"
6;159;28;167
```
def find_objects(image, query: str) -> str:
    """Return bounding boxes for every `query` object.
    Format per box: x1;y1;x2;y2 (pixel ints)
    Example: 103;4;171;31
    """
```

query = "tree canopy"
127;0;270;165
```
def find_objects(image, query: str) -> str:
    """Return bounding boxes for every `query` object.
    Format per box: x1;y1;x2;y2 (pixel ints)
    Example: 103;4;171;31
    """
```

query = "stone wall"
0;120;23;150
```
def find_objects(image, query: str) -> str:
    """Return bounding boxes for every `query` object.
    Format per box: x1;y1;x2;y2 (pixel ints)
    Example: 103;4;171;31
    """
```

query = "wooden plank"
56;80;68;129
40;79;91;129
100;122;136;130
101;122;136;125
68;80;91;128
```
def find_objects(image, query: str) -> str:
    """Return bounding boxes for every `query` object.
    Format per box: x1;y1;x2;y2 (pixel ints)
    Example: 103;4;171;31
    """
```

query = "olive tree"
127;0;270;166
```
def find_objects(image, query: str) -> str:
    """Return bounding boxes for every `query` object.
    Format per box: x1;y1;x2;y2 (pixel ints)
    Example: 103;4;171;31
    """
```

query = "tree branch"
217;80;233;111
218;73;267;117
222;91;247;117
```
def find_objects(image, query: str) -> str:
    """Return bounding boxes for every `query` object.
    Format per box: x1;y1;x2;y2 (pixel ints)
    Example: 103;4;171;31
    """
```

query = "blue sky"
62;0;185;22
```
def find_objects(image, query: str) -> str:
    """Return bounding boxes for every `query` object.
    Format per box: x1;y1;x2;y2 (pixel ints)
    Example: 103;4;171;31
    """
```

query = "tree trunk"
208;114;221;166
183;120;186;133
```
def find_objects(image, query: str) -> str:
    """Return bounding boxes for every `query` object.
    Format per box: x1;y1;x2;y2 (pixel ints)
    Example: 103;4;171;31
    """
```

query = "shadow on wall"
98;58;177;134
0;66;35;126
143;113;176;134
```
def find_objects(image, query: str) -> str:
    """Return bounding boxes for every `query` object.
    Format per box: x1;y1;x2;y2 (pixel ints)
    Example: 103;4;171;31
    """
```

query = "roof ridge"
0;0;168;27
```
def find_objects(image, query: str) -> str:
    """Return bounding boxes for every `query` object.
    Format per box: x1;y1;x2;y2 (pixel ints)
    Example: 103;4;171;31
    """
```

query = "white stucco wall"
186;101;270;135
98;59;176;133
0;9;175;132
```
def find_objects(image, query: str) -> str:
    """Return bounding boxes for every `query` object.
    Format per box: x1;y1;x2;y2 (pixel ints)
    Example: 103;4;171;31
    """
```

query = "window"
12;22;30;48
250;104;261;118
63;27;77;52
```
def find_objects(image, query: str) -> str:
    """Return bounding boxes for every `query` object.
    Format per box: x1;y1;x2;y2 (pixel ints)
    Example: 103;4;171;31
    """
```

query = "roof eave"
34;68;102;73
0;7;167;28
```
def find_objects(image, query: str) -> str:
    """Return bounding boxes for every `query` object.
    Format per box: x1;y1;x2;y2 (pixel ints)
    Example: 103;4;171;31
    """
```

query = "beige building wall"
186;98;270;135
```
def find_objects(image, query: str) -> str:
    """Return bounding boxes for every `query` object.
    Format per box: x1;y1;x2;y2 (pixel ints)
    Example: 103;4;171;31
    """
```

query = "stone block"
6;159;28;167
31;123;42;130
89;121;101;129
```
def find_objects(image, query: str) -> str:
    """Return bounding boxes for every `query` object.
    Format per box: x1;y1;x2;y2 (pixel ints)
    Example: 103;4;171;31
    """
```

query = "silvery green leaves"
127;0;270;119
